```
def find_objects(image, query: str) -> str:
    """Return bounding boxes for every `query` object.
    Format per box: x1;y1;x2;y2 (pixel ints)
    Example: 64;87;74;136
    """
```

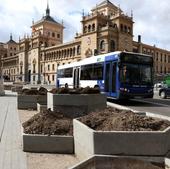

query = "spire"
10;33;12;40
131;10;133;18
82;9;84;17
46;0;50;16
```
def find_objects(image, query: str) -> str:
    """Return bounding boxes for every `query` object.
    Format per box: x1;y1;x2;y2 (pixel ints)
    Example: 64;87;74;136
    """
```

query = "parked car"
159;85;170;99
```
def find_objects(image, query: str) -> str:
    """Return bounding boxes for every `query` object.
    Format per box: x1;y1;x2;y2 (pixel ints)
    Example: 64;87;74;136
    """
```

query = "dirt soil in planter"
23;109;73;136
79;107;170;131
21;87;48;95
49;86;100;94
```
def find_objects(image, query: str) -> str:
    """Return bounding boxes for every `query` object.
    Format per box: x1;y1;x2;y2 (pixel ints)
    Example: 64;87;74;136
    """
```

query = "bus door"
104;62;117;98
73;67;80;88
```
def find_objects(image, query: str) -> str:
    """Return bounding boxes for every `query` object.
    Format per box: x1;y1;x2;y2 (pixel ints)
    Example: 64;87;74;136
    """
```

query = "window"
88;25;91;32
33;64;36;73
52;32;55;37
92;24;95;31
20;66;23;74
52;64;55;71
58;68;73;78
73;48;75;56
124;26;127;33
57;34;60;38
52;75;55;81
120;24;123;32
33;76;35;81
110;40;115;52
165;54;167;62
128;27;131;34
100;40;105;51
48;64;50;71
77;45;81;55
156;52;159;61
84;26;87;33
80;63;103;80
160;53;162;62
40;64;43;73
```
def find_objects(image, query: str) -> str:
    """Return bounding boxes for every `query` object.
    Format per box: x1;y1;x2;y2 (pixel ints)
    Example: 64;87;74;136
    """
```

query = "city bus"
57;51;154;99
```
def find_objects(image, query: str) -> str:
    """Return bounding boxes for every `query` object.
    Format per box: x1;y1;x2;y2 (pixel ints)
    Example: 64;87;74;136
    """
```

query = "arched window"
54;52;56;59
59;51;61;58
61;50;64;58
128;27;131;34
73;47;75;56
124;26;127;33
84;26;87;33
88;25;91;32
120;24;123;32
67;49;70;57
100;40;105;51
52;32;55;37
32;59;36;73
92;24;95;31
110;40;116;52
20;61;23;74
64;49;67;57
77;45;81;55
70;48;73;57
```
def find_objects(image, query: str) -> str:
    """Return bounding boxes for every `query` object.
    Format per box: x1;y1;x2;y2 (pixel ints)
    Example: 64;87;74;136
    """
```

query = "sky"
0;0;170;50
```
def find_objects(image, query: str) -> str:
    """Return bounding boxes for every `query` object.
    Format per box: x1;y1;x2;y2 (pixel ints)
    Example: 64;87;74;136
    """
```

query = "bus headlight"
120;88;128;92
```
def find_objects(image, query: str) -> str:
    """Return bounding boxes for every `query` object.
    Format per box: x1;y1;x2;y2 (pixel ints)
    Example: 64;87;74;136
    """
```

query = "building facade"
0;35;18;81
1;0;170;84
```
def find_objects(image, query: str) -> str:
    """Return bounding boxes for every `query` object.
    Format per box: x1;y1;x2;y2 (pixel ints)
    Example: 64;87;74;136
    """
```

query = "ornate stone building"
0;35;18;81
1;0;170;84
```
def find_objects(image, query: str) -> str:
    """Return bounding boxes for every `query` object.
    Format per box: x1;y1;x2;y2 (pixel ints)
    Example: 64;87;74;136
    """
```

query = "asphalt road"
108;90;170;117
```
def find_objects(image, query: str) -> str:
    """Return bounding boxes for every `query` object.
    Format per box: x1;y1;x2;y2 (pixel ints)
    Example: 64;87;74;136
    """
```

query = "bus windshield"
120;63;152;85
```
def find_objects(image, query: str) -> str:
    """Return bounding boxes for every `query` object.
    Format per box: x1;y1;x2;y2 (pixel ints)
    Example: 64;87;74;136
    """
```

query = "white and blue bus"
57;51;154;99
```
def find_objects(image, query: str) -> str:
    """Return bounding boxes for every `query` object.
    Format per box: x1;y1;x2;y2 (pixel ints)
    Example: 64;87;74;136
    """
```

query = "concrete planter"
37;103;47;113
69;155;167;169
73;119;170;160
22;130;74;153
47;92;106;118
17;95;47;110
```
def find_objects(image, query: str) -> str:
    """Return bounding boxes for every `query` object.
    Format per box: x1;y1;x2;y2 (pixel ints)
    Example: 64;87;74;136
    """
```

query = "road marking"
133;99;170;107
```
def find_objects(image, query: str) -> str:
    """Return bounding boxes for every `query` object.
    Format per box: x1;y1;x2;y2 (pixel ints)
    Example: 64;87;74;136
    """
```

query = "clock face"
87;37;91;45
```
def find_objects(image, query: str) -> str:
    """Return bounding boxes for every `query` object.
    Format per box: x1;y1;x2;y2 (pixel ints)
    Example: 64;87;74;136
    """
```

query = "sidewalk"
0;91;27;169
0;91;80;169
